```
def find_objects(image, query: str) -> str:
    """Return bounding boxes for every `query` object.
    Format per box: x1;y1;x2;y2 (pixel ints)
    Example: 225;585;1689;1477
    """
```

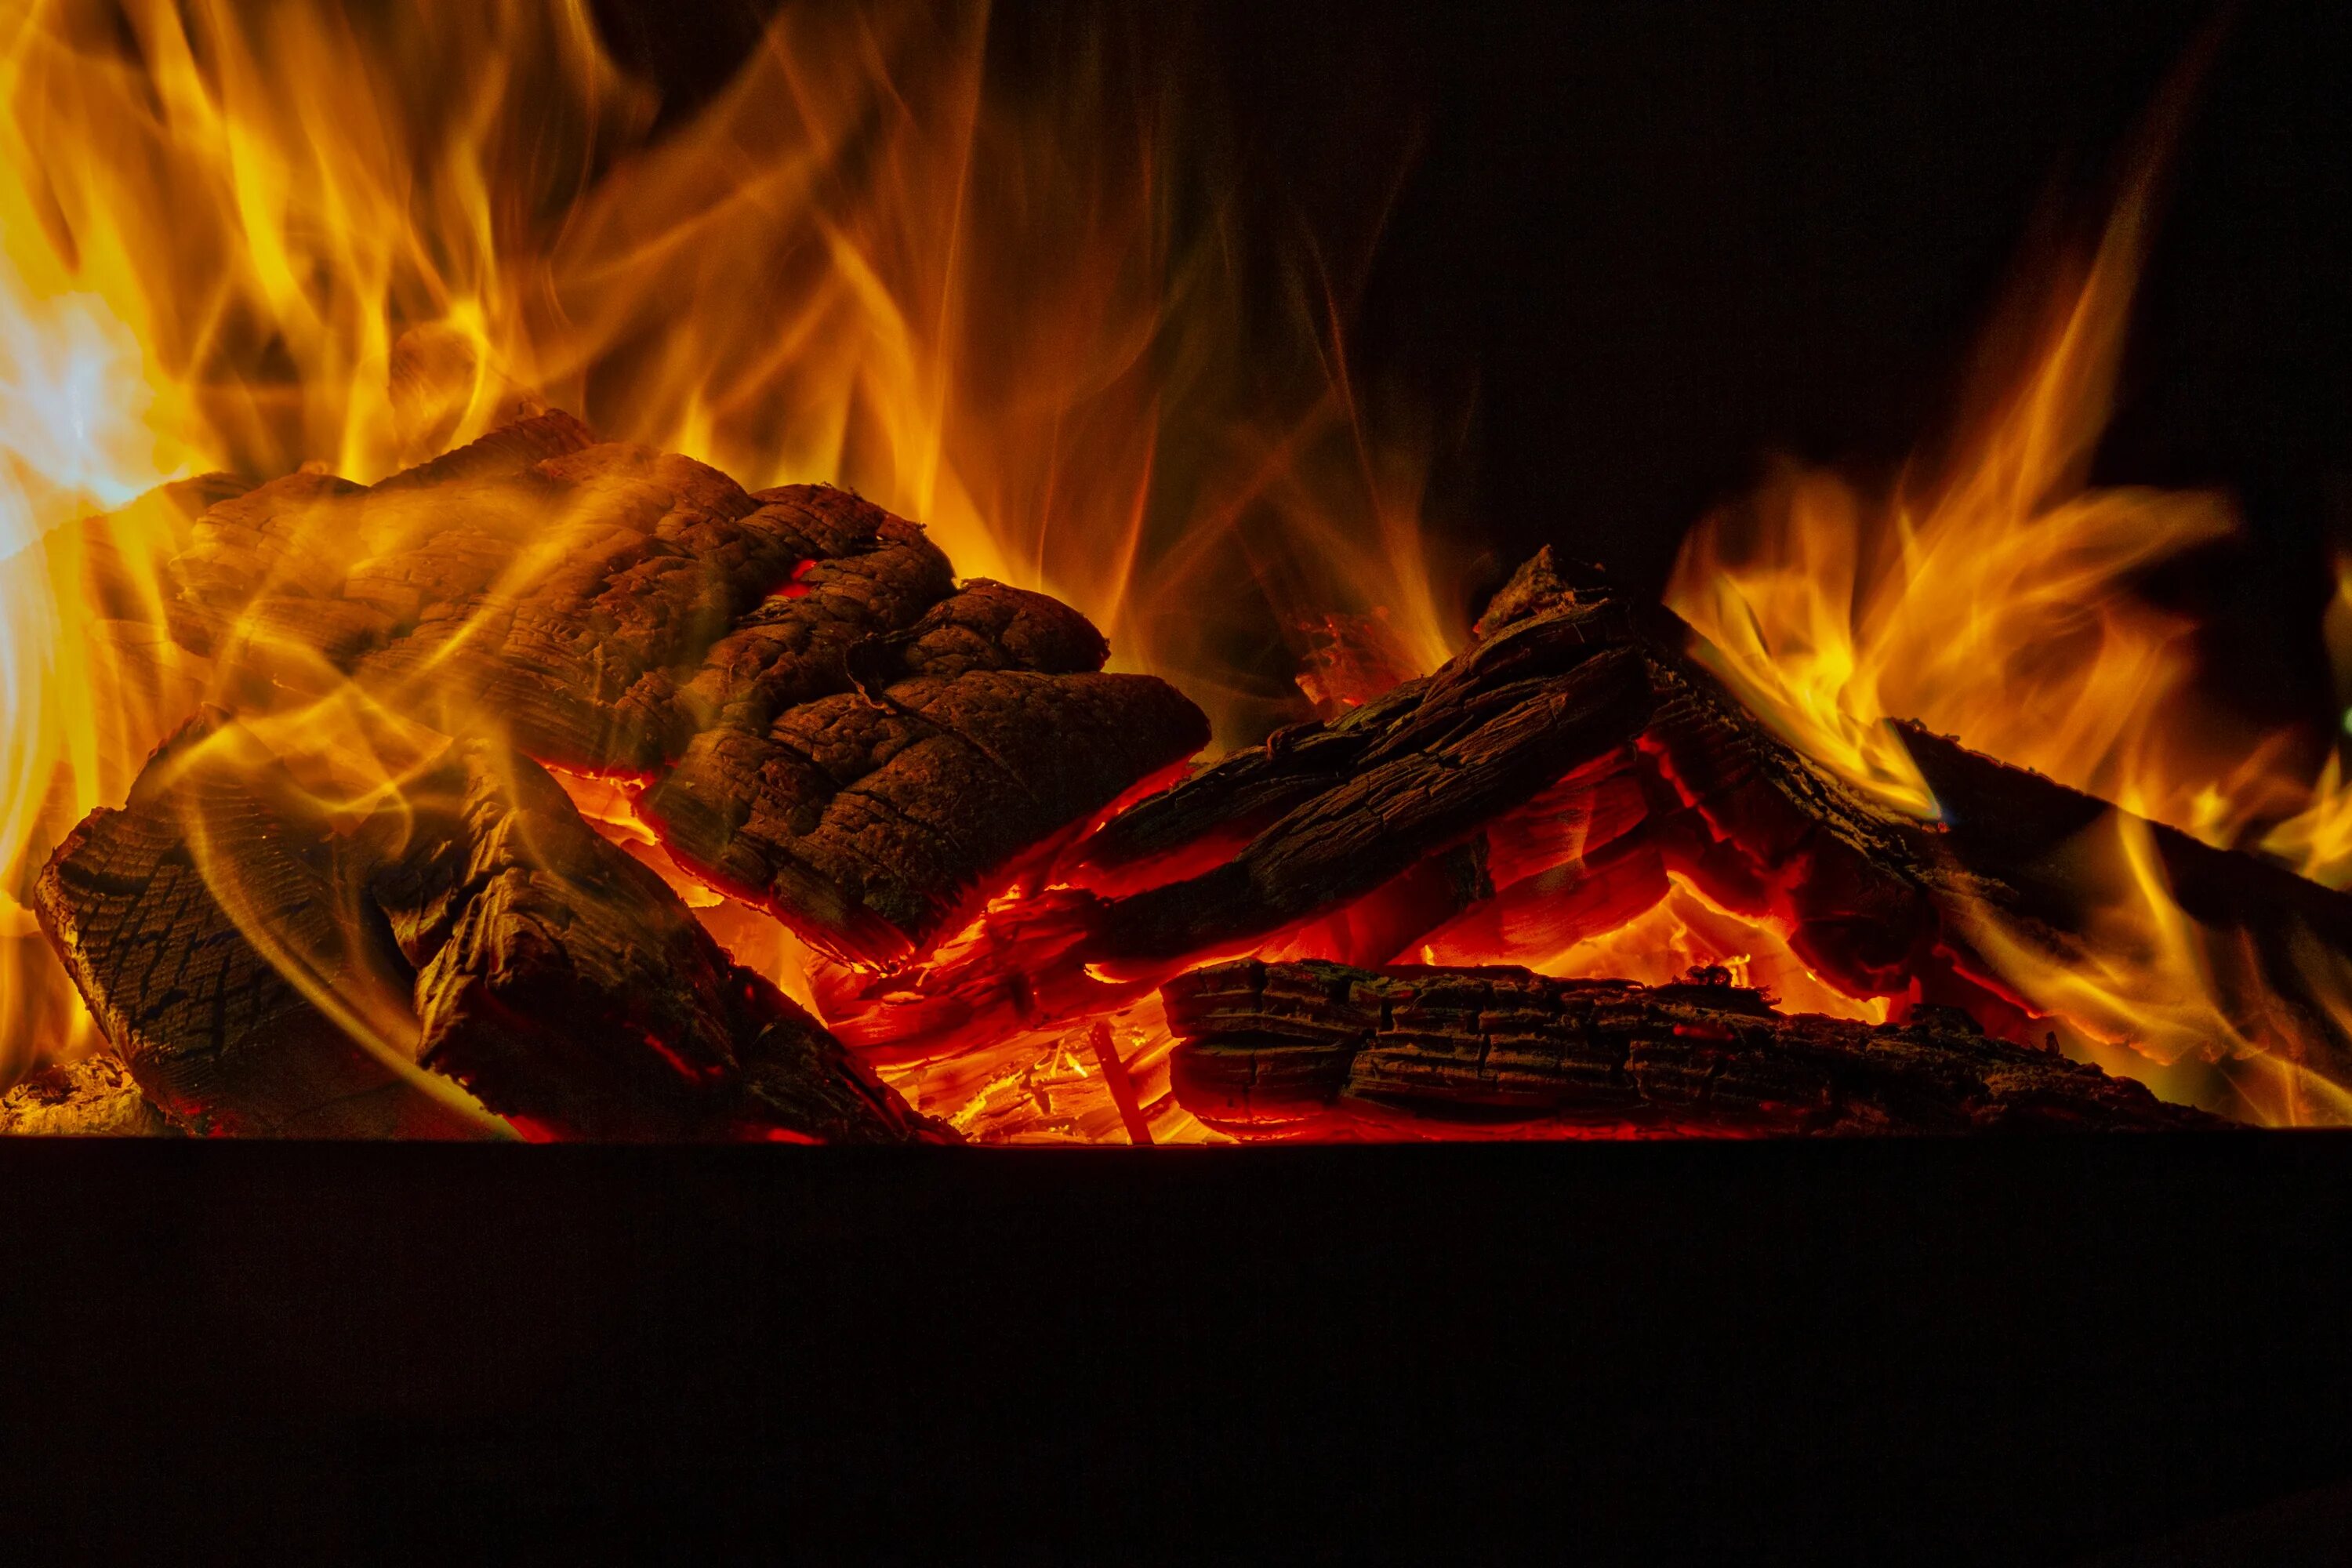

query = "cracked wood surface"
34;717;938;1142
156;412;1207;966
1163;957;2229;1136
1037;550;2352;1118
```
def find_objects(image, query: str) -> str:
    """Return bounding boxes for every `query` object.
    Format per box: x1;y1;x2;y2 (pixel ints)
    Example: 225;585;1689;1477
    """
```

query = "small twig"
1085;1020;1154;1146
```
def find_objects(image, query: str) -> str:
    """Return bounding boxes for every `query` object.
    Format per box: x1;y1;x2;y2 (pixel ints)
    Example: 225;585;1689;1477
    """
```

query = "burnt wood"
1089;606;1653;961
1163;957;2227;1136
818;590;1660;1049
1015;550;2352;1116
155;413;1208;967
34;716;935;1142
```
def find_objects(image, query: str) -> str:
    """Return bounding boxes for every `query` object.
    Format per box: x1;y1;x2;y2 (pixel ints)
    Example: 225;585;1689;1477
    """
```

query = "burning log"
34;715;937;1142
836;549;2352;1126
156;413;1208;967
1163;958;2228;1136
1083;598;1653;963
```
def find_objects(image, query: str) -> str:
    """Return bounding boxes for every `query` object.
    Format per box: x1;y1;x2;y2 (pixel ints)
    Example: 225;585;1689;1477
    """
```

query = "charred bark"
992;548;2352;1112
1898;717;2352;1034
35;715;937;1142
156;414;1207;967
1084;602;1653;963
1163;958;2229;1136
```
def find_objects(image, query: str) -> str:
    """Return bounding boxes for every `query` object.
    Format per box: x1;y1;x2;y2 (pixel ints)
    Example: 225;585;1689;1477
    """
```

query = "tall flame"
0;0;1462;1082
1668;165;2352;1122
1668;172;2247;826
8;0;2348;1133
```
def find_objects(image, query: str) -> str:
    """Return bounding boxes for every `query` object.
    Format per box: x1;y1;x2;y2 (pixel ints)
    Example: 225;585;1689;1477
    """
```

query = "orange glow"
0;0;1460;1090
1668;175;2237;827
1665;169;2352;1123
5;1;2350;1140
1534;875;1890;1026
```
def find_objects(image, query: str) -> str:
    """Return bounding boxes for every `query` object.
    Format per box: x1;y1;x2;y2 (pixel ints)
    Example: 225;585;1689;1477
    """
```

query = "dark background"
9;1137;2352;1562
606;0;2352;724
14;5;2350;1560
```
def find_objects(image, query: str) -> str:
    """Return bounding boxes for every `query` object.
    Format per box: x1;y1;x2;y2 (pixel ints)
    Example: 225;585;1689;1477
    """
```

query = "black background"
604;0;2352;724
7;1137;2352;1561
13;3;2352;1559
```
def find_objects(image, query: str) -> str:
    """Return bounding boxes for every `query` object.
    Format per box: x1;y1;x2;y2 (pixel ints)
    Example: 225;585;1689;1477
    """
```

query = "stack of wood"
15;417;2309;1138
26;413;1205;1140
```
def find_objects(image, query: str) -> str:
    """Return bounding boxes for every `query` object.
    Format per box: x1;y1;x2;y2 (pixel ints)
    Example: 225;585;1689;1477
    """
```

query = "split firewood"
1895;719;2352;1073
153;413;1207;967
815;589;1661;1050
1632;620;2352;1100
1162;958;2230;1136
1083;599;1653;963
34;713;938;1142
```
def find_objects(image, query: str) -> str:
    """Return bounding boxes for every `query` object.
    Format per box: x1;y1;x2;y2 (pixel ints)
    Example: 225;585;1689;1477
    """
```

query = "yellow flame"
0;0;1463;1084
1539;873;1890;1025
1668;174;2242;826
1666;165;2352;1121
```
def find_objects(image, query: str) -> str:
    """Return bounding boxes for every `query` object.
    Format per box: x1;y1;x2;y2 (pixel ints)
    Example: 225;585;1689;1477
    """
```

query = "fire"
1665;169;2352;1123
0;0;1457;1088
1666;175;2236;827
1534;874;1890;1027
0;1;2346;1138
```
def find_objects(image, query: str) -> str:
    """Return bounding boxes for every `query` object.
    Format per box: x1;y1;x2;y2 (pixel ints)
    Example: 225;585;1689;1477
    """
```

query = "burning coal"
0;1;2342;1140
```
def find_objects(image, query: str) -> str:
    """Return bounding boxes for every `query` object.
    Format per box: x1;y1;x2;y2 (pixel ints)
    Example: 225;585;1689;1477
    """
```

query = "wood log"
1634;624;2352;1103
1162;958;2230;1137
35;718;478;1138
815;592;1657;1049
34;714;938;1142
838;548;2352;1123
1896;720;2352;1071
156;413;1208;967
821;571;1955;1052
1085;601;1653;962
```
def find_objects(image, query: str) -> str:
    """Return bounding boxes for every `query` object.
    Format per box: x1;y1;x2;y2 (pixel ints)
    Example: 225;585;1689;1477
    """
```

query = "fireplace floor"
2;1136;2344;1561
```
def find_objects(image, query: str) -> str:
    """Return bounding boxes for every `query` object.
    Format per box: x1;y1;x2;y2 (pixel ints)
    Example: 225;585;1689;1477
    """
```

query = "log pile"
822;550;2352;1131
17;418;2328;1140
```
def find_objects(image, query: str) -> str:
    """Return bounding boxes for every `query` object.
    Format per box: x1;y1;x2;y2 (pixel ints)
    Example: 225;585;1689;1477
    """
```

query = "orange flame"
0;0;1462;1086
1668;168;2352;1123
8;0;2347;1138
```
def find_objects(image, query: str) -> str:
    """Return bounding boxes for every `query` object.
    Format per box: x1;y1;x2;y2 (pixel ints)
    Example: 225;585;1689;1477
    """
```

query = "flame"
1534;873;1890;1026
1668;173;2245;826
0;0;1461;1085
1665;167;2352;1123
8;0;2343;1139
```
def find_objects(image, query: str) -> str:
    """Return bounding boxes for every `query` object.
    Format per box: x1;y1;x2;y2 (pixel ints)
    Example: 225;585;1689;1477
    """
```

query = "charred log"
367;739;936;1142
1163;958;2229;1137
1048;550;2352;1104
34;715;936;1142
817;591;1660;1049
1890;720;2352;1093
154;413;1207;967
1636;630;2352;1097
1082;599;1653;962
36;720;480;1139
